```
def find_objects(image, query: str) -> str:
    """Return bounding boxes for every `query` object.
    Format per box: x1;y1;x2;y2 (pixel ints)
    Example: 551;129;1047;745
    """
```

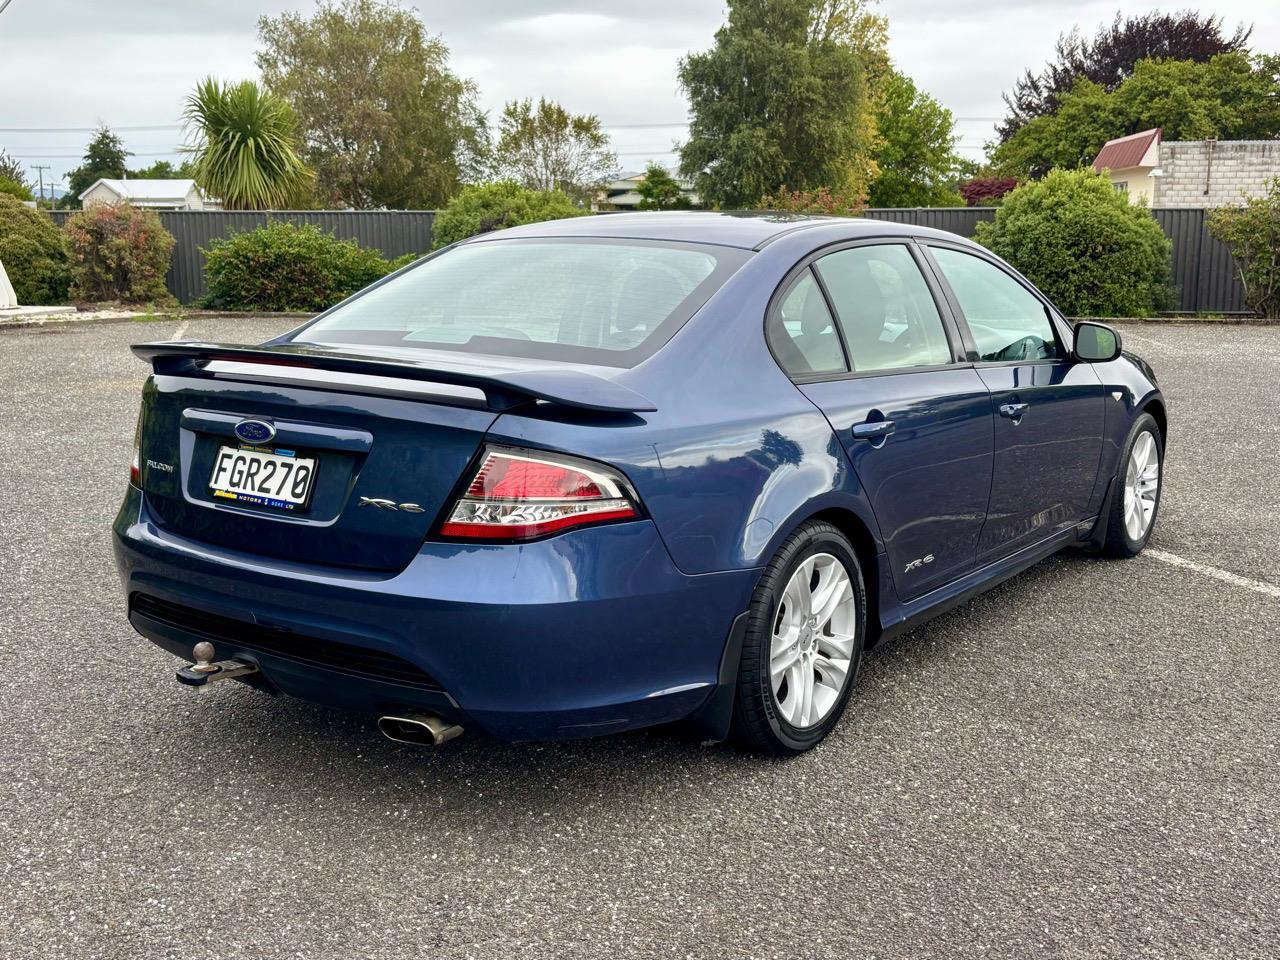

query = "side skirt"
875;522;1094;644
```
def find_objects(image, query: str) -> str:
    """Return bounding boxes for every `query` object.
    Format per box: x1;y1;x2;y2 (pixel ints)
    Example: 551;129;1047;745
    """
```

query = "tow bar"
175;641;260;687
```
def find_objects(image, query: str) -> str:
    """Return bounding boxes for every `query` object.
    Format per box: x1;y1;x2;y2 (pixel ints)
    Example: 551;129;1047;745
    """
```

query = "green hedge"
431;181;587;249
0;194;70;304
201;221;415;312
975;168;1171;317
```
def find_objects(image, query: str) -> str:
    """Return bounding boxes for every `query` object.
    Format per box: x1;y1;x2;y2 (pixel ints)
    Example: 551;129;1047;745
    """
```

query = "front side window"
929;247;1060;362
814;244;954;373
293;238;748;368
766;270;848;377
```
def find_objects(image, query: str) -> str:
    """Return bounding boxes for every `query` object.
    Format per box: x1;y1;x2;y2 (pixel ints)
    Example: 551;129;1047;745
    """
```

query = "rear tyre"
1103;412;1163;558
731;521;866;756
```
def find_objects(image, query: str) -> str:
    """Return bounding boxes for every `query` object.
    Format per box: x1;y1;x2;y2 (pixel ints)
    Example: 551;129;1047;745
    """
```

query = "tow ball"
176;641;260;687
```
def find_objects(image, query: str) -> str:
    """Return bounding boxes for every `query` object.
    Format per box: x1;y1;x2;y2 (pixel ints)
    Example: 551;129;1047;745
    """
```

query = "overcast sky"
1;0;1277;194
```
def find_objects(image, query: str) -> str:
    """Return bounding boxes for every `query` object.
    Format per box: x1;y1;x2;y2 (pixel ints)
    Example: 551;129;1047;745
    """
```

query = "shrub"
1207;179;1280;320
64;203;176;304
959;176;1018;207
758;186;865;216
202;221;407;312
0;194;70;304
0;177;33;202
974;168;1171;317
431;182;587;249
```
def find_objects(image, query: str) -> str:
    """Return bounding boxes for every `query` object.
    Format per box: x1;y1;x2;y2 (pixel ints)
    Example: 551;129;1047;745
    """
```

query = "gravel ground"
1;317;1277;960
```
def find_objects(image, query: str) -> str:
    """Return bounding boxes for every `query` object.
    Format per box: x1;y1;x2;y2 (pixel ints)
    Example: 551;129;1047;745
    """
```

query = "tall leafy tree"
677;0;876;208
257;0;487;209
992;52;1280;180
62;126;129;207
492;99;617;203
868;71;964;207
183;78;312;210
999;11;1252;144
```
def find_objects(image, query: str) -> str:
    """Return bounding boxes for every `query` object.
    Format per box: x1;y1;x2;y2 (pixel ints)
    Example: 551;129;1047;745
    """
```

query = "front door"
768;241;994;601
924;244;1105;562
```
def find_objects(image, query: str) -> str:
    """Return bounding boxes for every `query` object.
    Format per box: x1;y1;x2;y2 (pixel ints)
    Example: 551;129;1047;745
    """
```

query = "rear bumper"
112;487;757;741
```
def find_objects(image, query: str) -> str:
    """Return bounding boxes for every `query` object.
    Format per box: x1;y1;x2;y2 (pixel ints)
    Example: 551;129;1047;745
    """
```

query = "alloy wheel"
770;553;857;729
1123;431;1160;541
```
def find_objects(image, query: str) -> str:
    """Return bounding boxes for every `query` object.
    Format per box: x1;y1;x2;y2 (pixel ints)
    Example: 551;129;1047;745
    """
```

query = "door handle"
852;420;896;441
999;402;1029;420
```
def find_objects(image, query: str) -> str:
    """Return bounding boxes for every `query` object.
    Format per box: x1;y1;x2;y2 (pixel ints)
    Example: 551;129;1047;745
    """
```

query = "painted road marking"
1147;547;1280;601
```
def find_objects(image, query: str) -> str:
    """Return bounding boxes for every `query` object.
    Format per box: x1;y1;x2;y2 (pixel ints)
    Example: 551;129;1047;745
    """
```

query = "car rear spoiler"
131;341;658;414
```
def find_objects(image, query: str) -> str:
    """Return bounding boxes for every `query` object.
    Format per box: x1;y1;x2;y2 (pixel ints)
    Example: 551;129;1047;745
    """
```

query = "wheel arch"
1138;394;1167;444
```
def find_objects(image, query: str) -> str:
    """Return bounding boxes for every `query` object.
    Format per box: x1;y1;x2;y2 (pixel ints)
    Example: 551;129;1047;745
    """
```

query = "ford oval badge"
234;419;276;446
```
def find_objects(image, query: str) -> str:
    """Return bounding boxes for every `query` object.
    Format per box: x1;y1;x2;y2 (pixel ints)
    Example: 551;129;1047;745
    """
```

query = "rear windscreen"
291;237;750;367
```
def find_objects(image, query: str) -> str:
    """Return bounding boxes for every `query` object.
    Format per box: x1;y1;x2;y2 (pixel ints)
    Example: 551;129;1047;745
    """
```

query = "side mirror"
1073;321;1122;363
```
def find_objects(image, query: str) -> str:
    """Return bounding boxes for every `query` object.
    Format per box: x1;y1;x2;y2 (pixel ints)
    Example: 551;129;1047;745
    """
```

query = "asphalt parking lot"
1;316;1277;959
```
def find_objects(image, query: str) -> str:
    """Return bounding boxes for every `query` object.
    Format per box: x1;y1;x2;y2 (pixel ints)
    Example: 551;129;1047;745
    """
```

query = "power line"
0;0;19;16
0;124;183;133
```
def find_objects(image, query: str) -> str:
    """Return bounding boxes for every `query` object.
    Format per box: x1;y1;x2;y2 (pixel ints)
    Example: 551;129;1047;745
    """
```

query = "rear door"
921;243;1104;563
770;240;994;601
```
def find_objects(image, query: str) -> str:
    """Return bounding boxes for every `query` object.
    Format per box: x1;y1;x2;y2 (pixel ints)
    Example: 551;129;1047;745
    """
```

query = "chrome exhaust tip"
378;713;464;746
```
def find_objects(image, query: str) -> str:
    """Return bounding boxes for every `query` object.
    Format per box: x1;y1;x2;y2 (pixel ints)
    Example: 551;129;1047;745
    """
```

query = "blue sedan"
114;212;1166;755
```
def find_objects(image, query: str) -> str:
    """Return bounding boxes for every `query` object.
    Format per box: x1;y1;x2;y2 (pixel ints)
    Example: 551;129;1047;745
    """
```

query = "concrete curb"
0;310;315;334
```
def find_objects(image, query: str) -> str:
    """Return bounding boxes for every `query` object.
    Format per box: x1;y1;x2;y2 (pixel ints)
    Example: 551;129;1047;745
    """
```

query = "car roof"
464;211;961;251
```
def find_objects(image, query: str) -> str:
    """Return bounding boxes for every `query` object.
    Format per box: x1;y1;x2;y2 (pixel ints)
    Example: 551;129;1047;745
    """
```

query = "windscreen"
292;237;749;367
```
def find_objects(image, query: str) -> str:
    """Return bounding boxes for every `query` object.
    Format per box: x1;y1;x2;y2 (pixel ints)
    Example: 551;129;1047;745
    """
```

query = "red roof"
1093;128;1161;172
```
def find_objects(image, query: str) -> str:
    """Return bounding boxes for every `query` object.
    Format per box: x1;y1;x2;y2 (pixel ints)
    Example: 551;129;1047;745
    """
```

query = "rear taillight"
129;409;143;489
438;446;639;541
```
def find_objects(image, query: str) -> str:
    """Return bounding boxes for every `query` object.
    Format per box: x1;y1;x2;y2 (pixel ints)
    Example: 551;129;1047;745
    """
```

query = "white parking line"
1146;547;1280;601
171;321;189;341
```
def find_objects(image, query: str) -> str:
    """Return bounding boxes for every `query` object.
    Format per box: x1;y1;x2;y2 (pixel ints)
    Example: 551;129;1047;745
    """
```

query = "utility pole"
30;164;50;206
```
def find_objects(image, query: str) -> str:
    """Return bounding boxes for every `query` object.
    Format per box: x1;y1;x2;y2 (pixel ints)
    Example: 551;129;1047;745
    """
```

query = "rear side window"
766;269;849;377
929;247;1060;362
293;238;748;368
814;244;954;373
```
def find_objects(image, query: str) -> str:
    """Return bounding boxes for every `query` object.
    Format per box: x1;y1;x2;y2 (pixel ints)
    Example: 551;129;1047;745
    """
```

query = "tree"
0;150;28;188
129;159;194;180
183;77;311;210
992;53;1280;180
257;0;487;209
1208;179;1280;320
1000;11;1252;143
867;71;964;207
492;98;616;203
974;169;1171;317
0;177;32;201
431;182;586;249
677;0;875;208
636;164;690;210
62;126;129;207
959;176;1018;206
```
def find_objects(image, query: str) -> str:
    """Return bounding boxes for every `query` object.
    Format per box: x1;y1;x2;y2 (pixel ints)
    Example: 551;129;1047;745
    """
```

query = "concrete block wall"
1155;141;1280;208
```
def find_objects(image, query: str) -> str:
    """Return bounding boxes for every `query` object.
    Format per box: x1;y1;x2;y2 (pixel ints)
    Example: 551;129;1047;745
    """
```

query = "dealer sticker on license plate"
209;445;317;511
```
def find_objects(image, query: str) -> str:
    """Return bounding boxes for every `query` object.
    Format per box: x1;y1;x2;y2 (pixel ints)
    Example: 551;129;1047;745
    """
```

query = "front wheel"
731;521;866;755
1103;413;1164;557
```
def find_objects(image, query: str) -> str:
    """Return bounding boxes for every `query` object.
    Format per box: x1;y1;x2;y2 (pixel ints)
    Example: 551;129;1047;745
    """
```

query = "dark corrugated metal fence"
51;206;1243;312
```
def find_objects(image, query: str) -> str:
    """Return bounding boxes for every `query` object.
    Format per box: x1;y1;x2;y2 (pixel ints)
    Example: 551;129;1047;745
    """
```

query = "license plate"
209;446;317;511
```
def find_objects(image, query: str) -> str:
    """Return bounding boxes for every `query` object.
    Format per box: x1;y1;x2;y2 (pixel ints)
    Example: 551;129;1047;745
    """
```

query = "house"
78;178;216;211
1092;128;1163;203
599;169;698;210
1093;129;1280;207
